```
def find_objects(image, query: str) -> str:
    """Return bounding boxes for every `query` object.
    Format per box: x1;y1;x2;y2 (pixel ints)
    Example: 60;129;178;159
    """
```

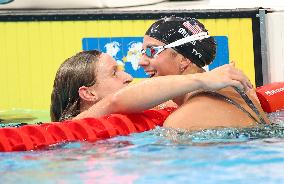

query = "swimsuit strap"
233;87;267;125
190;91;265;125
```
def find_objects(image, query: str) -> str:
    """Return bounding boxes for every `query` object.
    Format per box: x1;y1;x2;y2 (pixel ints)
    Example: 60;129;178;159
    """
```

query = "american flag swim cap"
145;16;216;68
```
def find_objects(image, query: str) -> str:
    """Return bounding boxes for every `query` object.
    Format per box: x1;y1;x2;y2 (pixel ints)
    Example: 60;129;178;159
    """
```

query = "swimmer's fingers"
230;62;253;90
202;63;253;92
227;65;252;92
209;63;252;92
228;80;246;92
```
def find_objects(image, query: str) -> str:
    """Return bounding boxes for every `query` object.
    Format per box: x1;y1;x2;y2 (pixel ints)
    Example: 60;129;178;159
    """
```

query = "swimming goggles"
141;32;210;58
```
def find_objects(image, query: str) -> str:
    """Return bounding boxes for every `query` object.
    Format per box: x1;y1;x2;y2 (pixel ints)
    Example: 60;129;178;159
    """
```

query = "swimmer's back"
163;87;270;130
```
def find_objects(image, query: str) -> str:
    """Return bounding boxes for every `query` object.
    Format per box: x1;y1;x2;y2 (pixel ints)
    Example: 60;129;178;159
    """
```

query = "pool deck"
113;0;284;11
0;0;283;12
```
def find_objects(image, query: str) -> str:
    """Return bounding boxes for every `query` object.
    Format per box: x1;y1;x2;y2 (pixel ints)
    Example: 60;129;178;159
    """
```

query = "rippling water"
0;110;284;183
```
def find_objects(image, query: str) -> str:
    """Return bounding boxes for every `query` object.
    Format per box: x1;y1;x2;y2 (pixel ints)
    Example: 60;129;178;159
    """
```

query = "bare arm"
75;63;251;119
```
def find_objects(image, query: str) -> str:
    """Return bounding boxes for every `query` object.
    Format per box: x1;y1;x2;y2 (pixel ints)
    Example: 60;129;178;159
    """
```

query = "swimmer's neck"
173;65;205;106
182;64;205;75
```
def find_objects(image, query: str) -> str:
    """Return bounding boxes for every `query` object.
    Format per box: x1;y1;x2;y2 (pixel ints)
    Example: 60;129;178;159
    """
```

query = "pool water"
1;110;284;183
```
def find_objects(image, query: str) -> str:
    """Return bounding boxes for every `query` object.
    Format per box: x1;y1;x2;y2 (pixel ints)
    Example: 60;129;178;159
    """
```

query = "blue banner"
82;36;229;78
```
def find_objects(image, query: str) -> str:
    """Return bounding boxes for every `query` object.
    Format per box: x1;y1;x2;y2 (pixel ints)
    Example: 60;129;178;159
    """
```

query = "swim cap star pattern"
145;16;216;68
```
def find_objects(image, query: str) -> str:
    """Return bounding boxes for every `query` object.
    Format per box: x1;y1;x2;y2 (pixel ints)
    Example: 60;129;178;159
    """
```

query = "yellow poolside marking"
0;114;37;123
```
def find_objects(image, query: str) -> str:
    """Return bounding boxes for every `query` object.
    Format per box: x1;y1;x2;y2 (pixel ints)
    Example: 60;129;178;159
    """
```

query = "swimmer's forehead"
98;53;116;64
142;35;166;48
97;53;121;71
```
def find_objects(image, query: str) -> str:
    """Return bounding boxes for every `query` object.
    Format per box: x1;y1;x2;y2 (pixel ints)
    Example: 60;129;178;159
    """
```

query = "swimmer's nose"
124;72;133;84
138;56;150;67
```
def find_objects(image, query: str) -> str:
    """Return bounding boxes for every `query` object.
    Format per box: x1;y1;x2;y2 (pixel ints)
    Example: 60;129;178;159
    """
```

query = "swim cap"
145;16;216;68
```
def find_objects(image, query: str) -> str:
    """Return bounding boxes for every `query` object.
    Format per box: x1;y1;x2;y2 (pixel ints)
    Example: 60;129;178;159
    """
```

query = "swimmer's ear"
78;86;98;102
179;57;191;73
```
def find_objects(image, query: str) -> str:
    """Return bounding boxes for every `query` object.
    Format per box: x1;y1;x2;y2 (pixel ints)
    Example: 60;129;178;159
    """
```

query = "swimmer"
50;50;251;123
139;16;270;130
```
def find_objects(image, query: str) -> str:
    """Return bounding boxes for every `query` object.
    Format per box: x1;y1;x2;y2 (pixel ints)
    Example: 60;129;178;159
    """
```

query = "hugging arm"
75;63;251;119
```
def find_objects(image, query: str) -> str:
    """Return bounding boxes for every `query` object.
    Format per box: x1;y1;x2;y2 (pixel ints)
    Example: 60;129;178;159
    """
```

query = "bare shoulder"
163;88;261;130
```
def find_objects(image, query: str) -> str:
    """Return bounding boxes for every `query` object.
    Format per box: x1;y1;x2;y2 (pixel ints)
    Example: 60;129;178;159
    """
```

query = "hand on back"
198;63;253;92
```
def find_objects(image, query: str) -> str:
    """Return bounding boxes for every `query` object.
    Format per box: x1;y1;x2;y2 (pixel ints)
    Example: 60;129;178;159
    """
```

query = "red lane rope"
0;108;176;152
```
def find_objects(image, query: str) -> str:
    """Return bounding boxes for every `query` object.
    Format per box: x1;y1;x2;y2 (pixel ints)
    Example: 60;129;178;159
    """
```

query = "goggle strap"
164;32;210;49
153;47;165;57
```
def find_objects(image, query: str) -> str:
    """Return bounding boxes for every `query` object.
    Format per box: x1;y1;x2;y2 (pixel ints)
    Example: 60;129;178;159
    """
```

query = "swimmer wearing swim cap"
139;16;270;130
145;16;216;68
